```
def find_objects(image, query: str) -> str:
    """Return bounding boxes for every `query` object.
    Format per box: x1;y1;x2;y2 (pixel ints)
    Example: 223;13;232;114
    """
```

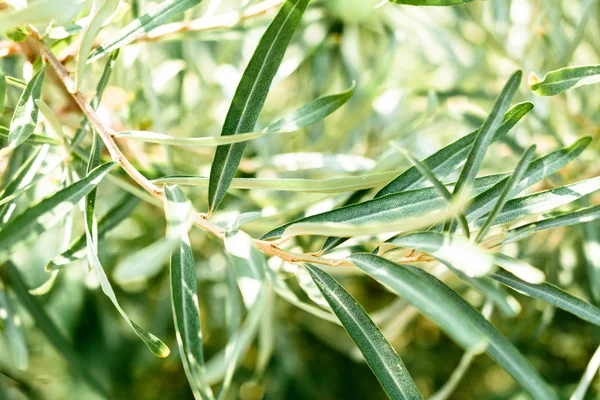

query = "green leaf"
266;83;355;132
208;0;311;213
154;171;399;193
304;263;423;400
475;145;536;242
465;137;591;226
396;264;558;399
0;125;59;146
0;145;49;224
491;270;600;326
348;253;487;351
74;0;120;92
3;262;109;398
0;0;89;33
390;0;474;5
529;65;600;96
116;130;282;147
46;195;139;271
452;70;522;200
0;286;28;369
0;62;6;115
83;223;170;358
389;232;496;277
473;175;600;229
397;147;471;238
261;173;507;240
165;185;214;400
72;50;119;147
6;67;46;150
504;204;600;244
0;162;116;264
87;0;203;62
376;102;533;197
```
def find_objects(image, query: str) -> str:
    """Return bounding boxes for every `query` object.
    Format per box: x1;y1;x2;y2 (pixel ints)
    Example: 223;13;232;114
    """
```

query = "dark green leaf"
208;0;311;213
304;263;423;399
529;65;600;96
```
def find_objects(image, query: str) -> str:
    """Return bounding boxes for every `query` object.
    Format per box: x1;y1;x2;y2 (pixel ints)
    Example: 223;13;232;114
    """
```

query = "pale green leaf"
304;263;423;399
529;65;600;96
87;0;203;62
6;67;45;150
208;0;311;213
0;125;59;146
165;185;214;400
0;62;6;115
0;162;115;264
0;286;28;369
0;0;89;33
391;0;474;5
74;0;120;92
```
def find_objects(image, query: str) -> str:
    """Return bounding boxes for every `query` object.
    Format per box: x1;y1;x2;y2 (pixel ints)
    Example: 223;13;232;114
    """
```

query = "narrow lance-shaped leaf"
165;185;214;400
0;285;28;369
72;50;119;147
376;102;533;197
464;136;591;225
304;263;423;400
0;127;59;146
83;222;170;358
3;262;109;398
0;162;116;264
87;0;203;62
529;65;600;96
46;195;139;271
6;67;46;150
475;145;536;242
396;146;471;238
452;70;522;201
74;0;120;92
349;254;487;351
491;270;600;326
208;0;311;213
0;0;89;33
397;263;558;399
503;204;600;244
261;173;508;240
116;84;354;148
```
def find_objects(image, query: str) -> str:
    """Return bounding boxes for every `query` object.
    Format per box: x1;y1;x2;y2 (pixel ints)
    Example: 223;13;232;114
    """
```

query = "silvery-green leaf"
165;185;214;400
261;173;507;240
6;67;45;150
492;270;600;326
0;286;28;369
376;102;533;197
391;0;474;5
304;263;423;399
74;0;120;92
0;162;115;264
88;0;203;62
0;0;89;32
0;125;59;145
529;65;600;96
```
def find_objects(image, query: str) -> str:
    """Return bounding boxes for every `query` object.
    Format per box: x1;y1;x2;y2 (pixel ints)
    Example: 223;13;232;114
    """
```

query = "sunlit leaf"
74;0;120;92
304;263;423;399
390;0;474;5
492;270;600;326
165;185;214;400
349;253;487;351
5;66;45;150
208;0;311;213
0;162;115;264
0;285;28;369
88;0;203;62
529;65;600;96
0;0;89;33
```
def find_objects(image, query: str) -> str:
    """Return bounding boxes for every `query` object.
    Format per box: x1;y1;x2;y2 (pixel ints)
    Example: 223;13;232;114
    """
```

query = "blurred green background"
1;0;600;399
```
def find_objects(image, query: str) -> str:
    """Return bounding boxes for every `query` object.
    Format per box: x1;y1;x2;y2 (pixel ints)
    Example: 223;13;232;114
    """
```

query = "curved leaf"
208;0;311;213
348;254;487;351
491;270;600;326
0;162;116;264
6;67;45;149
529;65;600;96
88;0;203;62
304;263;423;399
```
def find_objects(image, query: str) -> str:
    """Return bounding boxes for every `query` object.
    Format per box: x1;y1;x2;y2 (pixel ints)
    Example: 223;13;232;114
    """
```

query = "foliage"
1;0;600;399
